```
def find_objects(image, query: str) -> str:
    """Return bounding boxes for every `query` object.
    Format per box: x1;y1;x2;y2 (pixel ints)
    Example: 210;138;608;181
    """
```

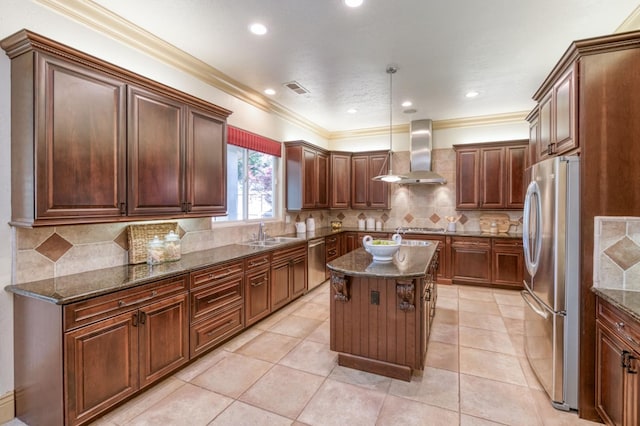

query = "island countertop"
327;242;438;278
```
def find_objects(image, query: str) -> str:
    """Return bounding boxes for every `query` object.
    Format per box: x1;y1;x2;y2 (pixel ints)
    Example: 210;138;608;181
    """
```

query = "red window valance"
227;126;282;157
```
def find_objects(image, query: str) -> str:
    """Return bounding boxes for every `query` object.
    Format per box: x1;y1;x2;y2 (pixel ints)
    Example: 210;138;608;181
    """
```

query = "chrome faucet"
257;222;266;242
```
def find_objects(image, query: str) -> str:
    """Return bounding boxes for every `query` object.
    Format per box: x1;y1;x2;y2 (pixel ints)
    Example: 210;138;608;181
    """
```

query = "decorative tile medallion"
594;216;640;291
114;229;129;250
605;237;640;271
337;212;345;220
381;213;389;223
429;213;441;223
36;233;73;262
358;213;367;220
404;213;414;223
459;214;468;225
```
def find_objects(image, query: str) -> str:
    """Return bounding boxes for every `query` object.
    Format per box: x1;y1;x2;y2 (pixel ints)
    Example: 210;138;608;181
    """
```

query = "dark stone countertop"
337;227;522;239
4;226;516;306
327;243;438;279
592;287;640;322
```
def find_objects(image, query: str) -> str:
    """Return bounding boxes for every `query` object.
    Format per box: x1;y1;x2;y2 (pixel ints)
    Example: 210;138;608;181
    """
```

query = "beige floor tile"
459;326;516;355
460;414;505;425
87;417;117;426
388;367;459;412
309;290;330;305
494;292;525;307
305;319;330;344
498;304;525;320
239;365;325;419
530;389;601;425
173;348;229;382
459;346;527;386
254;308;291;331
220;326;264;352
209;401;293;425
328;365;393;393
434;307;459;325
436;296;459;310
279;339;337;377
124;382;233;426
298;379;386;426
103;376;185;424
460;374;542;426
377;394;459;426
459;288;495;302
425;341;459;372
509;333;526;357
459;310;507;333
503;317;525;335
458;298;501;315
519;357;544;391
268;314;323;338
191;352;272;398
235;331;301;363
291;301;330;321
430;322;459;345
437;284;459;298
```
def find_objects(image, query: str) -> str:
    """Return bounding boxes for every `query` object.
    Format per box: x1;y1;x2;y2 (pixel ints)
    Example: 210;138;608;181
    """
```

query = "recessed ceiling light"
249;23;267;35
401;101;412;107
264;88;276;95
465;90;479;98
344;0;364;7
347;108;358;114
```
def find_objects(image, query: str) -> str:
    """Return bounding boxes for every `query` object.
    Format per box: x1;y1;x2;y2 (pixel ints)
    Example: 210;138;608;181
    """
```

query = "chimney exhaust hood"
397;119;447;185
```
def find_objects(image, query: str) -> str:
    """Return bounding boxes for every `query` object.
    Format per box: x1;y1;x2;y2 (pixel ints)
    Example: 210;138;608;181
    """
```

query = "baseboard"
0;391;15;424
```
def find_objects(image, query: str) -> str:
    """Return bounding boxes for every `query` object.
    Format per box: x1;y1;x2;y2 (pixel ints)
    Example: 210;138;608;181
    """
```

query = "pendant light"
372;66;407;183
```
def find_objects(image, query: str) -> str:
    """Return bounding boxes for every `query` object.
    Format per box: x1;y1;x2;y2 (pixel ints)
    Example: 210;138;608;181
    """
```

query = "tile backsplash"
593;216;640;291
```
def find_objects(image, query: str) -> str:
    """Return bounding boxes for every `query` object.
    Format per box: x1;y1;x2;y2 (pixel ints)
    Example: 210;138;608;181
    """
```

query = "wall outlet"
285;215;291;223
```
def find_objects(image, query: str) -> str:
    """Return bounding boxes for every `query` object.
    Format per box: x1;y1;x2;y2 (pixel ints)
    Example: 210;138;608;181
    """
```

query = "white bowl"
362;233;402;262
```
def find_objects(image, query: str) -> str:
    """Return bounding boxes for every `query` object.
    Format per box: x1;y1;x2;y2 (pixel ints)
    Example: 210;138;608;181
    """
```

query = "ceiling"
85;0;639;133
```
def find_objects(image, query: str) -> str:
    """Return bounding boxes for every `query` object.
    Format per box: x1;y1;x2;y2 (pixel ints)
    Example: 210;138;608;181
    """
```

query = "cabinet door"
186;106;227;215
330;153;351;209
128;85;185;216
302;147;317;209
492;240;524;288
538;92;552;161
528;113;539;165
138;293;189;388
451;239;491;284
351;155;369;209
37;55;127;221
291;254;307;298
271;260;292;311
505;145;527;209
344;232;358;253
480;146;505;209
316;151;329;208
245;268;270;326
456;148;480;209
368;153;390;209
554;68;576;155
596;323;625;426
65;311;138;425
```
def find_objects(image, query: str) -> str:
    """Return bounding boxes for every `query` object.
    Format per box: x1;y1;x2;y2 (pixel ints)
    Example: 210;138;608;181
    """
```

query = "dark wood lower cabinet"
451;237;491;285
244;254;271;327
271;243;307;311
596;297;640;426
492;239;524;288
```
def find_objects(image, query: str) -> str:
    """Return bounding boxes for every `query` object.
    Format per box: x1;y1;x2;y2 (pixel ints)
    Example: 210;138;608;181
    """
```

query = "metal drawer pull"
251;279;267;287
209;270;234;280
118;290;158;308
615;322;640;347
249;260;268;267
205;319;235;337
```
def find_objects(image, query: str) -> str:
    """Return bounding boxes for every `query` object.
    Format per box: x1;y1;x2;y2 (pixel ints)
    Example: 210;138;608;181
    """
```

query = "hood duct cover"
397;119;447;184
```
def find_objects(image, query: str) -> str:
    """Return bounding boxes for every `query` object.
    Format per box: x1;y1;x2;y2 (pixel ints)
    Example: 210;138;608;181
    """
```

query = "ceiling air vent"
283;81;309;95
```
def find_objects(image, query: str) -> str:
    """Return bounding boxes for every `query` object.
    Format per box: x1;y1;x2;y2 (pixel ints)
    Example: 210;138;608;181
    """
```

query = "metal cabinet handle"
251;279;267;287
615;322;640;347
209;270;234;280
249;260;268;268
206;319;234;337
118;290;158;308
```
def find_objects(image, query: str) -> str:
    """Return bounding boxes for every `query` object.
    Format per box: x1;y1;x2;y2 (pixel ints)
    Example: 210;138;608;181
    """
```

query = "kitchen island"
327;241;439;381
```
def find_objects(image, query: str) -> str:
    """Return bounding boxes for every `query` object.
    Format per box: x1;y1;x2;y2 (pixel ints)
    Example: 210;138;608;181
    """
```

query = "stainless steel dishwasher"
307;238;326;290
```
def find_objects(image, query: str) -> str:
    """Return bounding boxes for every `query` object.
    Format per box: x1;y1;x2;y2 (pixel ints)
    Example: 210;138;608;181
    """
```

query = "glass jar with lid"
147;235;165;265
164;230;181;261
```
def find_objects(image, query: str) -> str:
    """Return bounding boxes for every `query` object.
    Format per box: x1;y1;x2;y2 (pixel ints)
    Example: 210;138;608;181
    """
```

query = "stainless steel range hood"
397;119;447;185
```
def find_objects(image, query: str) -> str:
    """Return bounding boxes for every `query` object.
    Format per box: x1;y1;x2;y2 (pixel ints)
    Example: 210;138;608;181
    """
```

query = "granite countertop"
5;226;516;306
327;243;438;279
592;287;640;322
339;227;522;239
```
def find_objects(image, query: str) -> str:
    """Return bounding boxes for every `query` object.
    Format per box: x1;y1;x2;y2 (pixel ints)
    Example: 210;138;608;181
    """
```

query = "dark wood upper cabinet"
1;29;231;226
284;141;329;210
351;151;390;210
454;140;528;210
329;152;351;209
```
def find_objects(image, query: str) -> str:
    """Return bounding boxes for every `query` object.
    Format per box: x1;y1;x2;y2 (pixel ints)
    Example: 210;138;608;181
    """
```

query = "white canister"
358;219;365;230
306;217;315;231
295;221;306;233
366;217;375;230
376;221;382;231
447;222;456;232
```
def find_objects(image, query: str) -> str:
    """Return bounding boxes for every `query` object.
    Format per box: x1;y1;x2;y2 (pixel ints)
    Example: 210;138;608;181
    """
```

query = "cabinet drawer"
597;298;640;350
493;238;523;249
190;275;243;322
326;246;340;262
325;235;339;247
451;236;490;247
190;260;243;290
244;253;271;271
272;243;306;263
64;274;188;332
190;305;243;357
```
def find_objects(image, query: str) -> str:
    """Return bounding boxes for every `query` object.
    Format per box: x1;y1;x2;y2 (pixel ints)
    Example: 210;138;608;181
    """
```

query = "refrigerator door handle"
523;180;542;278
521;288;549;319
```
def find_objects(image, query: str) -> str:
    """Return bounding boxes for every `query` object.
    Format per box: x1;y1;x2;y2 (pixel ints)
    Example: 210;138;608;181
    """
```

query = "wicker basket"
127;222;179;264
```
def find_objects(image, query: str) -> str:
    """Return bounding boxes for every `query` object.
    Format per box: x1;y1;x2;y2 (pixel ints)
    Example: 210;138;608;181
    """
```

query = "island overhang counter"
327;242;439;381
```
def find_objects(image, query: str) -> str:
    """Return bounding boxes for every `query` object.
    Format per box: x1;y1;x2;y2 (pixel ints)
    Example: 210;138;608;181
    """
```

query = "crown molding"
34;0;329;138
616;5;640;33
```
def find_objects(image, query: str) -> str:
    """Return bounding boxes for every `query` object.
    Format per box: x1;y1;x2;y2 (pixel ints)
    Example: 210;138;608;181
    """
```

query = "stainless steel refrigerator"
522;156;579;411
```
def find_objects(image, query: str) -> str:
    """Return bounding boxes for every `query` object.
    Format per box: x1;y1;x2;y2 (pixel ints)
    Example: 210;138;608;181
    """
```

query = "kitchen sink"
400;240;432;246
241;236;304;247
